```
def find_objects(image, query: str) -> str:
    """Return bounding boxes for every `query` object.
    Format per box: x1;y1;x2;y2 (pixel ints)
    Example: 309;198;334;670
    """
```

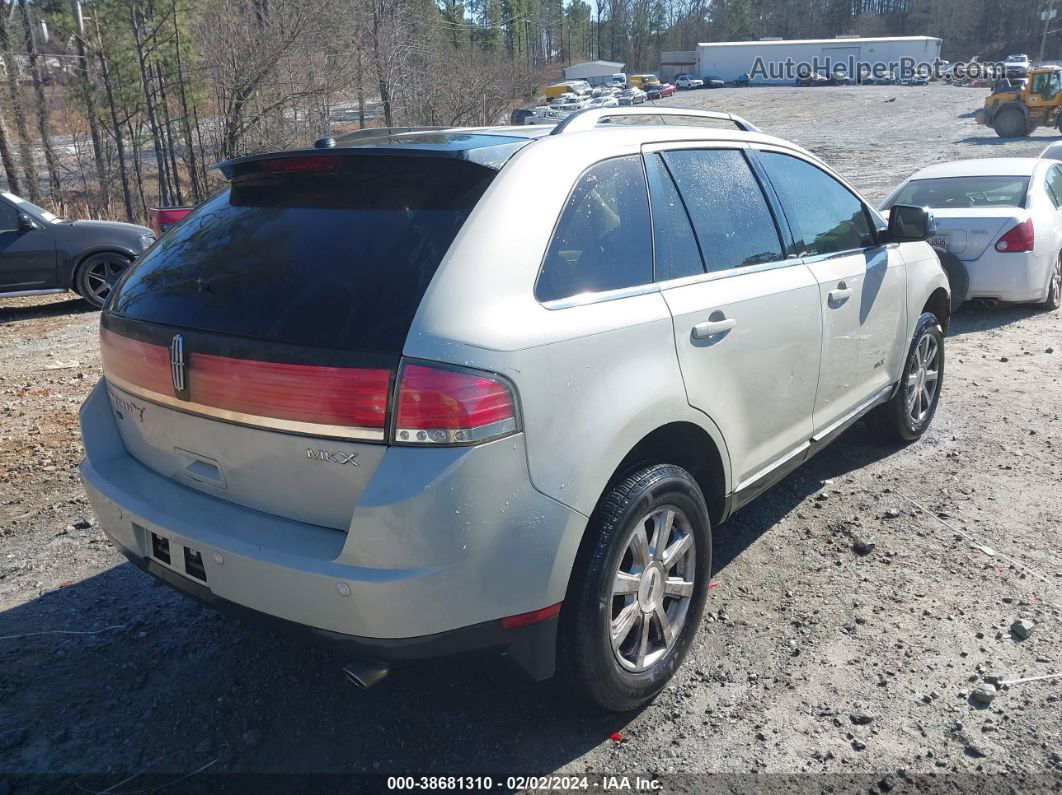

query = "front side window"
536;156;653;302
0;199;18;231
661;148;784;271
760;152;874;257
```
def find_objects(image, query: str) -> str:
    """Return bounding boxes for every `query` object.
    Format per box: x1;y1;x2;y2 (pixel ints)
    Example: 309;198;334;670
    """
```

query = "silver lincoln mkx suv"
80;108;949;711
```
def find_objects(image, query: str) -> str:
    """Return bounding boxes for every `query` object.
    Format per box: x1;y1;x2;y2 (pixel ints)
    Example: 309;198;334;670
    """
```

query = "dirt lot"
2;84;1061;792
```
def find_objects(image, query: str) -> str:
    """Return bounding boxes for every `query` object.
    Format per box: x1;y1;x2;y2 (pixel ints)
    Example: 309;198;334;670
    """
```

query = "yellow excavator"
975;65;1062;137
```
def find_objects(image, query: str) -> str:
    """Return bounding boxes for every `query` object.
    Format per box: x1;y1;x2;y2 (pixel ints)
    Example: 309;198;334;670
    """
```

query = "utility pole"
1040;0;1057;63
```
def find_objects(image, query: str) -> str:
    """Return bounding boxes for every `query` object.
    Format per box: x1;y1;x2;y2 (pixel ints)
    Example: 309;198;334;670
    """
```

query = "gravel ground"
1;84;1061;792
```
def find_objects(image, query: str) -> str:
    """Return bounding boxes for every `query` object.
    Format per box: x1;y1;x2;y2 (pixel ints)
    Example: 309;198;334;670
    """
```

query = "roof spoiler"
549;107;761;134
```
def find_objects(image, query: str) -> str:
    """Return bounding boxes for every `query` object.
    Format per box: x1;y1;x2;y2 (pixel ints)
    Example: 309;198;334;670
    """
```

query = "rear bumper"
963;249;1053;303
111;541;558;679
78;381;586;679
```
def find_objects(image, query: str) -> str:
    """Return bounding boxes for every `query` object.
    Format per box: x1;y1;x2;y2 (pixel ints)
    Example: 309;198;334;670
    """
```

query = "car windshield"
889;176;1030;208
2;191;62;223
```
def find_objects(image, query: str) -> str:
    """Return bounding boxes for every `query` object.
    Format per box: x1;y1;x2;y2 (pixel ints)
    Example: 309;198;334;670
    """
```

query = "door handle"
828;284;853;304
691;317;736;339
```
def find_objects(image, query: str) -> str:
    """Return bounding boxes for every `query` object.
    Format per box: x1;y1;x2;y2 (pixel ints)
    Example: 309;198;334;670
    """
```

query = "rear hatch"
101;150;501;530
930;208;1027;261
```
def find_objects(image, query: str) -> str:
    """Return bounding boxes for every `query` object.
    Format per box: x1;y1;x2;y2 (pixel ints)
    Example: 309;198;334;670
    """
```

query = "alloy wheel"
905;332;940;425
83;257;129;305
1051;259;1062;306
609;505;697;672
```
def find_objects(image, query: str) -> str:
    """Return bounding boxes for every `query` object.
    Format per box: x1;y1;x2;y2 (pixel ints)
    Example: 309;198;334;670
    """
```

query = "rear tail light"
100;328;390;441
101;329;518;446
393;361;518;445
995;218;1034;253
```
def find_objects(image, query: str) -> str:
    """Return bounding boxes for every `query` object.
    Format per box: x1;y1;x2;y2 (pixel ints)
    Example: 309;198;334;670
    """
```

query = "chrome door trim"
540;281;661;310
734;441;811;493
810;384;894;444
0;288;66;298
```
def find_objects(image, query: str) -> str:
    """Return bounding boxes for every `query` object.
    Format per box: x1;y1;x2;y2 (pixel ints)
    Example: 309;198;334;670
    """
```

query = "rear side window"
661;149;783;271
645;153;704;281
107;156;495;352
759;151;874;256
1046;167;1062;208
536;155;652;302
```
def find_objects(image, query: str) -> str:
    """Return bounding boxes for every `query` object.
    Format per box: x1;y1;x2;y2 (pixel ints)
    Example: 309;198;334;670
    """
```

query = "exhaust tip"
342;659;390;689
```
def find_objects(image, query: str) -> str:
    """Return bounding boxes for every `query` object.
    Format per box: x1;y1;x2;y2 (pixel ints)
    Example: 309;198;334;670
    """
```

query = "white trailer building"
694;36;942;84
563;60;627;85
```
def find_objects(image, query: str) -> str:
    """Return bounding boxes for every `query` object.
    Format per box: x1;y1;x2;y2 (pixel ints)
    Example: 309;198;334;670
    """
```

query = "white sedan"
675;75;703;89
881;158;1062;309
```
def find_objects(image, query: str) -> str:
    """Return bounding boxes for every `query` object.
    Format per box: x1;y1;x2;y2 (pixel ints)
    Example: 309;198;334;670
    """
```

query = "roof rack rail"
333;126;453;142
548;107;761;135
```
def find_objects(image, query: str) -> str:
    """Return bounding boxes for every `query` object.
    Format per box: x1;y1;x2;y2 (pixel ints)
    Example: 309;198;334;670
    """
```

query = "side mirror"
886;204;934;242
17;213;40;232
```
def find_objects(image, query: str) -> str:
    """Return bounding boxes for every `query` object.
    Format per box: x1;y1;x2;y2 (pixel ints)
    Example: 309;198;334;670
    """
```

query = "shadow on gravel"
956;135;1058;146
0;562;630;781
0;297;95;324
946;302;1043;337
713;423;897;574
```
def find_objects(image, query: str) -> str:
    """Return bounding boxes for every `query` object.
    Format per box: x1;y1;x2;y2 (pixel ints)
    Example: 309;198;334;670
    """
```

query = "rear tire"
1041;255;1062;311
74;251;133;309
867;312;944;444
559;464;711;712
993;108;1027;137
932;246;968;312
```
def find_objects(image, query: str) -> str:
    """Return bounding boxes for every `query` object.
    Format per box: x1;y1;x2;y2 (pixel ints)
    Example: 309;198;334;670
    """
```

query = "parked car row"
76;107;954;715
674;73;725;89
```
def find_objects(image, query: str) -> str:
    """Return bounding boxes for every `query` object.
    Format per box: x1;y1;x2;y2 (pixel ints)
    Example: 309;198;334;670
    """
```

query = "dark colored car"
735;73;751;87
0;191;154;308
700;76;725;89
510;107;537;125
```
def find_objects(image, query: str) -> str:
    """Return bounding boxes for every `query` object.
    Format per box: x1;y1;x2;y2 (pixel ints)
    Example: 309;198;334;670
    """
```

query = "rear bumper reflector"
500;602;562;630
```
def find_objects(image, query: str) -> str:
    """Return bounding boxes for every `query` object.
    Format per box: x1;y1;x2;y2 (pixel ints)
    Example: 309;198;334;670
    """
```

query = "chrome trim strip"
658;256;804;291
541;281;661;310
0;288;66;298
810;385;894;443
735;441;811;494
105;375;387;442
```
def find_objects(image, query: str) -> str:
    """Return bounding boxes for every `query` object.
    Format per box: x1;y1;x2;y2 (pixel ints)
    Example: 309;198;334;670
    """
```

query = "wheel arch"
596;420;731;529
923;286;951;334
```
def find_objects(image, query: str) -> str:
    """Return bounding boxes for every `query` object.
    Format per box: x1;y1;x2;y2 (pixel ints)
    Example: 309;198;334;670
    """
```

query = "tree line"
0;0;1053;223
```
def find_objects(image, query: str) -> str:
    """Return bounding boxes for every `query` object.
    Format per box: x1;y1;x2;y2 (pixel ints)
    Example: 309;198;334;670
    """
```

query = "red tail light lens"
189;353;390;431
995;218;1034;253
394;362;518;445
99;328;391;441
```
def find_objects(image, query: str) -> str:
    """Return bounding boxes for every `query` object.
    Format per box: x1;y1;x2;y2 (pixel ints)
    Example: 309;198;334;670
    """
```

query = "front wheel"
993;108;1027;137
74;252;133;309
559;464;711;712
867;312;944;444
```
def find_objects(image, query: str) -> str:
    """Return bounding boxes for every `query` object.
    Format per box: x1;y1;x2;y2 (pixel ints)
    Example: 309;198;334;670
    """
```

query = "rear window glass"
107;156;495;352
890;176;1030;209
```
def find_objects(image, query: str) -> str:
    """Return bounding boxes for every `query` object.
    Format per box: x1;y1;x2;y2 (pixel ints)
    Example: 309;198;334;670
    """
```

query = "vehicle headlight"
137;234;155;252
